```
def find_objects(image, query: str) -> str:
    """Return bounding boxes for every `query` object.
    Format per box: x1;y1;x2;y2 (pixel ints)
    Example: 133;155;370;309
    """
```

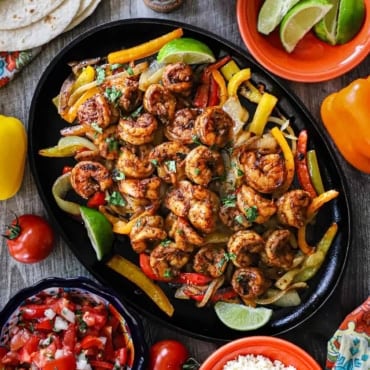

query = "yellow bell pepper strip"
320;76;370;173
240;81;263;104
39;136;97;157
227;68;251;97
63;86;100;123
220;59;240;81
307;189;339;221
106;254;175;317
295;130;317;198
0;115;27;200
270;126;295;194
294;222;338;282
297;224;315;255
107;28;184;65
248;92;278;135
72;65;96;92
112;210;152;234
210;69;227;106
307;149;325;195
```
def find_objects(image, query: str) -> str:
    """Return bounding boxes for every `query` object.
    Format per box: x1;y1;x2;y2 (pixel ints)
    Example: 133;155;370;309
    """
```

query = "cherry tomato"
3;214;54;263
148;340;189;370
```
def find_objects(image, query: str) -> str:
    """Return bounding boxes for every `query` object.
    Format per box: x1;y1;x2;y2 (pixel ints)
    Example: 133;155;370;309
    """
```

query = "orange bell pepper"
320;76;370;174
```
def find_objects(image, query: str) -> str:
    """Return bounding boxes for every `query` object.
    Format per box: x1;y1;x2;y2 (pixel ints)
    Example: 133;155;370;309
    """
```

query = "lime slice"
313;0;339;45
257;0;301;35
157;37;216;64
280;0;333;53
80;205;114;261
336;0;365;44
214;301;273;331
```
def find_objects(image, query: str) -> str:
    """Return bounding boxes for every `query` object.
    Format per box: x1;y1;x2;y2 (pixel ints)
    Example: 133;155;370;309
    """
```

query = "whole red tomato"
148;340;191;370
3;214;55;263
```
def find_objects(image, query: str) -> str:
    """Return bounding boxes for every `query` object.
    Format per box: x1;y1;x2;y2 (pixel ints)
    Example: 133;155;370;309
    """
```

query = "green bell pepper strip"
307;149;325;195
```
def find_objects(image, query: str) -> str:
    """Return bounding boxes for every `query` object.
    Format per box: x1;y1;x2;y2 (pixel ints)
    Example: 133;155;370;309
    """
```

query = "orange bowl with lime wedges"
236;0;370;82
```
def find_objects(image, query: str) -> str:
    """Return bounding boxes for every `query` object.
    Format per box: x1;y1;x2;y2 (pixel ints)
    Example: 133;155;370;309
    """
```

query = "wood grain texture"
0;1;369;366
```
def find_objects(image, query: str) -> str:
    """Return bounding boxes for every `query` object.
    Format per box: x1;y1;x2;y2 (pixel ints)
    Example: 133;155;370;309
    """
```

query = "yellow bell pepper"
211;69;228;106
72;65;96;92
106;254;174;317
320;76;370;173
0;115;27;200
227;68;251;97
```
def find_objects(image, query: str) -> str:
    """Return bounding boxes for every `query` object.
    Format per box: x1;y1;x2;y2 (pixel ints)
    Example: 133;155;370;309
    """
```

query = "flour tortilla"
0;0;65;30
65;0;102;32
0;0;80;51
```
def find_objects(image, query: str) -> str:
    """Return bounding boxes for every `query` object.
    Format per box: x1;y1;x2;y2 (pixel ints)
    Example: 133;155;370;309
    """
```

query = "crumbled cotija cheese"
222;354;297;370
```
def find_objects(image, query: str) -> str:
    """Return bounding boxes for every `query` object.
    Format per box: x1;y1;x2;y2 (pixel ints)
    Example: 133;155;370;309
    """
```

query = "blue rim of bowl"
0;276;148;370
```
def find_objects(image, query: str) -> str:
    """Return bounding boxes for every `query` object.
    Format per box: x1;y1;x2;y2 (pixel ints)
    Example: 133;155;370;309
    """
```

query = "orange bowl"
236;0;370;82
200;336;321;370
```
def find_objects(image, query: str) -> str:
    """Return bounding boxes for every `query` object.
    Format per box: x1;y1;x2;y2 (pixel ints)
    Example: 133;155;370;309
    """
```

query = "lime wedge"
336;0;365;44
80;205;114;261
214;301;273;331
257;0;301;35
157;37;216;64
313;0;339;45
280;0;333;53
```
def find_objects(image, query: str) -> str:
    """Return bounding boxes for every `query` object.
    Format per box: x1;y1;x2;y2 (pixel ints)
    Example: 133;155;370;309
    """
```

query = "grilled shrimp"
219;204;252;231
116;144;154;179
162;62;193;95
118;113;158;145
149;243;190;279
193;246;228;278
149;141;190;184
227;230;265;268
70;160;112;199
77;93;119;128
276;189;311;228
164;180;194;218
236;185;277;224
164;108;200;144
231;267;271;300
194;107;233;148
89;125;120;160
185;145;225;186
143;83;177;124
263;229;295;269
188;186;220;234
129;214;167;253
118;177;162;200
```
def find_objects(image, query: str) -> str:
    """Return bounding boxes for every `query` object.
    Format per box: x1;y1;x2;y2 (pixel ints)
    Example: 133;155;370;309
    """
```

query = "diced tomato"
63;324;77;352
18;335;40;363
82;310;107;330
42;354;76;370
89;360;114;369
80;335;105;350
10;328;31;351
102;326;115;360
52;298;76;316
20;304;48;319
34;318;53;331
115;347;128;365
0;351;20;366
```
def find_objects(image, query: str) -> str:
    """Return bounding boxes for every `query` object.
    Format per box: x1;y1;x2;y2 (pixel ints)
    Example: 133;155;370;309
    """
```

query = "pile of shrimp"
53;55;328;310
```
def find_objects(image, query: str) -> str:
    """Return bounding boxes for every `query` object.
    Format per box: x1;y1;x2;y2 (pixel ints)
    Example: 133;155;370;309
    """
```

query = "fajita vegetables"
39;28;339;328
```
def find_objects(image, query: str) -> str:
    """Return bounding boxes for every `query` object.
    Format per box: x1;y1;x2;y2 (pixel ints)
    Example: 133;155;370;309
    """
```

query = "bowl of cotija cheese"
200;336;321;370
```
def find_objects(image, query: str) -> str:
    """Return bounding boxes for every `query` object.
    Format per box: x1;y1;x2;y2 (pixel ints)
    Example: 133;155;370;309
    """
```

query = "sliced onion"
52;173;81;216
39;136;97;157
222;96;249;138
139;60;166;91
196;276;224;308
255;282;307;306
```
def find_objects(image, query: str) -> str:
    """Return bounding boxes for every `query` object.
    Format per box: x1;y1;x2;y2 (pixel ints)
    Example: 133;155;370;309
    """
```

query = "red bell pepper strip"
175;272;212;286
207;74;220;106
139;253;172;281
87;191;106;208
193;55;231;108
295;130;317;198
184;286;238;302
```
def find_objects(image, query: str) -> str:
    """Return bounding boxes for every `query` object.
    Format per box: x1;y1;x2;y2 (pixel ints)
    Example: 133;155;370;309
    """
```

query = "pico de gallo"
0;288;134;370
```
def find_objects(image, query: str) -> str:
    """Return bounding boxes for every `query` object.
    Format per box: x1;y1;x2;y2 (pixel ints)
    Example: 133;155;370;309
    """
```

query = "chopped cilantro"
234;214;245;225
192;135;202;145
126;66;134;75
95;66;106;85
150;159;159;166
104;86;122;106
106;191;126;207
112;169;125;181
245;205;258;222
91;122;103;134
160;239;172;247
194;168;201;175
221;194;236;208
165;160;177;173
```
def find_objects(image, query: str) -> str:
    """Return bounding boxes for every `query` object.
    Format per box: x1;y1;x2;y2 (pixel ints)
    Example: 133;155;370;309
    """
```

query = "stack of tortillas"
0;0;102;51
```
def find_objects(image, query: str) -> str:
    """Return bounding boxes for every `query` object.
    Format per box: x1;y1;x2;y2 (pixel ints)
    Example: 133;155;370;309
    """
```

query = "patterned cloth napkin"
326;296;370;370
0;48;41;88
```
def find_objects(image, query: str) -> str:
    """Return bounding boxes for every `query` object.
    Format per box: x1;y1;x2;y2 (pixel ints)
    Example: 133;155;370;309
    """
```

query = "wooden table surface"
0;1;369;368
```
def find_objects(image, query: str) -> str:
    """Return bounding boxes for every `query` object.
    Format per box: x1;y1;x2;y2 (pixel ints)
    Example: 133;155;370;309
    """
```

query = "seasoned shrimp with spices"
193;246;228;278
118;177;162;200
263;229;296;269
219;204;252;231
149;141;190;184
116;143;154;179
143;83;177;124
164;108;200;144
162;62;193;95
70;160;112;199
89;125;120;160
194;106;233;148
185;145;225;186
129;214;167;253
228;230;265;268
118;113;158;145
149;242;190;279
231;267;271;300
77;93;119;128
276;189;311;228
164;180;194;218
237;185;277;224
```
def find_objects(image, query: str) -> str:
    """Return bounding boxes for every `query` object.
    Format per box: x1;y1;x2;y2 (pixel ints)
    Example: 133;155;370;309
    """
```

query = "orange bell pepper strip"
107;28;184;64
297;224;315;255
270;126;295;194
112;210;152;234
106;254;174;317
307;189;339;221
208;69;227;106
320;76;370;173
